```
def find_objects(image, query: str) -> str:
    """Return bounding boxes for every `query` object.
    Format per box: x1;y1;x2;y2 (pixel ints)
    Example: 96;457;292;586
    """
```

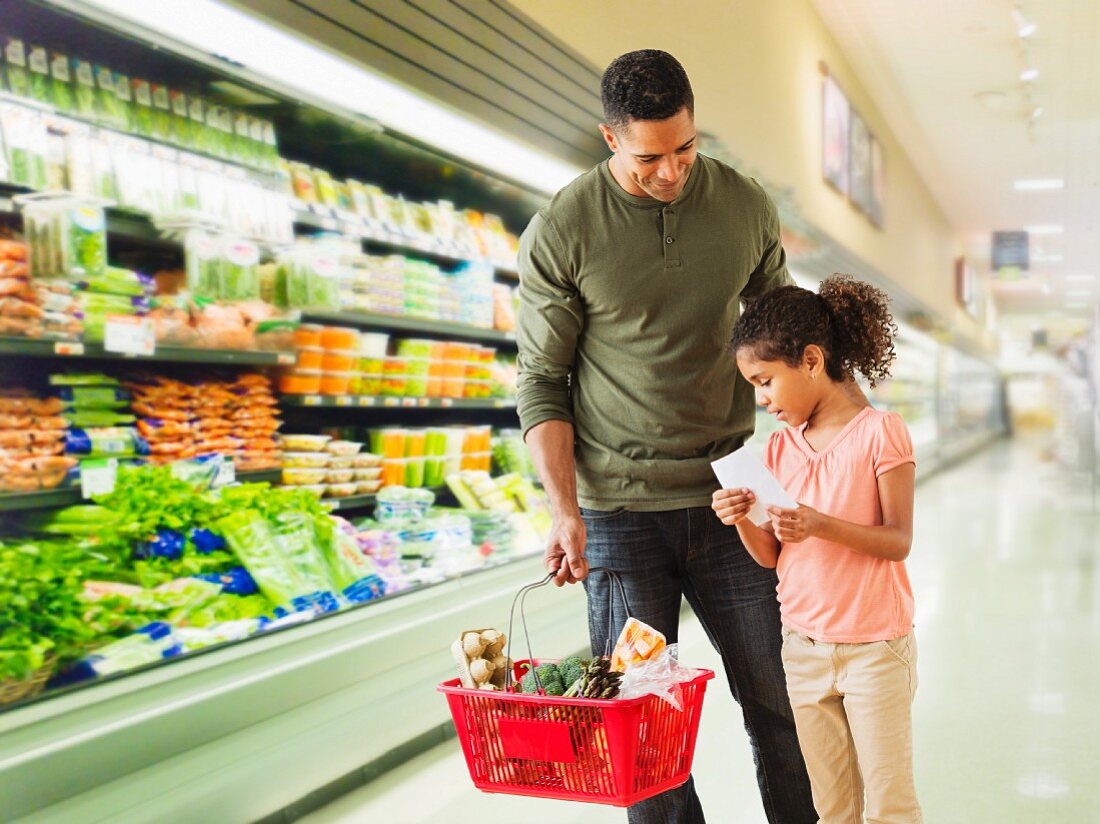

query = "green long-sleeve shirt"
516;153;791;511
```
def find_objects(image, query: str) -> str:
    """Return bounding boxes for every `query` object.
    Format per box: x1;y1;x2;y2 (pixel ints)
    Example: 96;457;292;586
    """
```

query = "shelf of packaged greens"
293;206;518;280
0;468;281;513
0;337;296;365
299;310;517;346
279;394;517;410
0;91;282;184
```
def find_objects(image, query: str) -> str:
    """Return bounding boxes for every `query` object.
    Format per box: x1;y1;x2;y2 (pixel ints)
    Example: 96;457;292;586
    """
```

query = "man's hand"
545;511;588;586
767;504;824;543
712;488;756;526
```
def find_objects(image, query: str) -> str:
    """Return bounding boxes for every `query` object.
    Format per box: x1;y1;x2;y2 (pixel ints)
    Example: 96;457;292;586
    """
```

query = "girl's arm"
766;463;915;561
712;488;781;568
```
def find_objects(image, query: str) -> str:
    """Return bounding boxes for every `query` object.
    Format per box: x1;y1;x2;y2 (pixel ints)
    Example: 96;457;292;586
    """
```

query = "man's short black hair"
601;49;694;131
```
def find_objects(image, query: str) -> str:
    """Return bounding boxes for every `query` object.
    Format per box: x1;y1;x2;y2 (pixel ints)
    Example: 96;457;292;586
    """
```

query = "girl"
713;275;921;823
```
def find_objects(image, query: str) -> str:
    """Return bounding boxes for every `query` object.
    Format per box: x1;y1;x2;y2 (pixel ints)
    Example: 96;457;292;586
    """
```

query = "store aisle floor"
302;438;1100;824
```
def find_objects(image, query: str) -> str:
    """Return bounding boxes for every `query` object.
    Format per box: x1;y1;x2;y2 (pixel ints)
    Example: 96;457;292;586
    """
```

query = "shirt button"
666;236;674;244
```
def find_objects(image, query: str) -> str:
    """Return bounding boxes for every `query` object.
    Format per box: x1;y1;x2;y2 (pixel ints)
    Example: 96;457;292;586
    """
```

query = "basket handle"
504;566;631;692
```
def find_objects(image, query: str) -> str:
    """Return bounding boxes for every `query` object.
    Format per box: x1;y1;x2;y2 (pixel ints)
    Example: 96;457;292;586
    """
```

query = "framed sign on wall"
822;74;850;194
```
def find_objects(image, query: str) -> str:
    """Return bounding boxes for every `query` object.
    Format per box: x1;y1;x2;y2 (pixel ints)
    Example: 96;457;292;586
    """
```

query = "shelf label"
493;400;506;409
81;458;118;499
104;316;155;357
54;341;85;356
383;398;400;408
357;396;376;407
303;395;323;407
418;398;431;408
441;399;453;408
212;456;236;489
401;398;417;408
276;353;296;365
335;396;352;407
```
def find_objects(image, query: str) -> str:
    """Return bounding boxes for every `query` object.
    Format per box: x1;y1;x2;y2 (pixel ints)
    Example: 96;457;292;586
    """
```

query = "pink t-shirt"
762;406;915;643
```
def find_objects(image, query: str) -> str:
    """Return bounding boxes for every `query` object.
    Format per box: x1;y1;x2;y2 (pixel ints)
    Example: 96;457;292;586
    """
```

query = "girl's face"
736;347;822;427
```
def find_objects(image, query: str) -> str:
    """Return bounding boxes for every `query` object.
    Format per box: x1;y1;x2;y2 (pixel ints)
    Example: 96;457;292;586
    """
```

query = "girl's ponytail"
817;275;896;387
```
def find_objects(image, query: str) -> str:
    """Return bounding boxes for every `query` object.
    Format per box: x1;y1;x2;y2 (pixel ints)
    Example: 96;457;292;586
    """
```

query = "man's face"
600;107;697;203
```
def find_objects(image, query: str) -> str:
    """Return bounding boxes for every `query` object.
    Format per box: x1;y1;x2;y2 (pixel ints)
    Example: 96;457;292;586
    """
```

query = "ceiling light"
1026;225;1064;235
1032;253;1064;263
1065;302;1089;309
1030;106;1044;119
75;0;583;194
1020;67;1040;82
1066;274;1096;281
1065;290;1093;297
1014;178;1063;190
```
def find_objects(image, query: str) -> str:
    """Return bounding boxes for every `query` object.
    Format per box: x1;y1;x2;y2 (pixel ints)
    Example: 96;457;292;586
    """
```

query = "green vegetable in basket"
519;662;565;696
558;655;588;692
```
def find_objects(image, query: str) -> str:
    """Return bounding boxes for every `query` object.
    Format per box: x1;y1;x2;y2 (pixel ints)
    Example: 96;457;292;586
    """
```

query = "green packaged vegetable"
95;65;125;130
131;78;154;137
72;58;98;120
113;72;134;132
170;89;190;147
49;52;75;113
151;84;172;142
4;38;30;98
27;46;51;104
219;238;260;301
271;512;338;595
69;203;108;278
188;95;208;153
217;511;304;607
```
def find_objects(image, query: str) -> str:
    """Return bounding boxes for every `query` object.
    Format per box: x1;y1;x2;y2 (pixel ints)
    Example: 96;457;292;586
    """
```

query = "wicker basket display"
0;656;56;707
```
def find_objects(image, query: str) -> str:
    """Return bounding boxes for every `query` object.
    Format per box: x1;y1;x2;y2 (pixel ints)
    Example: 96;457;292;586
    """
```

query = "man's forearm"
523;420;580;518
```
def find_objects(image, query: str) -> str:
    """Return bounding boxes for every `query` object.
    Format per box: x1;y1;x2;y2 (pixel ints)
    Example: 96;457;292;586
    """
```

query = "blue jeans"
581;506;816;824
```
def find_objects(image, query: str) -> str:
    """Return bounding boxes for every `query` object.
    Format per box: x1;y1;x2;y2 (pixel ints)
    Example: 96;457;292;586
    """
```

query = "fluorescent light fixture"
76;0;584;195
1026;225;1063;235
1030;106;1044;119
1065;302;1089;308
1020;67;1040;82
1066;290;1093;297
1032;253;1064;263
1066;274;1096;281
1014;178;1063;190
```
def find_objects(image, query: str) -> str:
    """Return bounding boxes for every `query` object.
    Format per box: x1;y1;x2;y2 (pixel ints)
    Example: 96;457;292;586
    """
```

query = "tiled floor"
303;438;1100;823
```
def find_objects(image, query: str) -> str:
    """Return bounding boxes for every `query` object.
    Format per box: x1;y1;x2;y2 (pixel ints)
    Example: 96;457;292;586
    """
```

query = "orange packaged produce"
381;457;406;487
295;346;323;370
321;350;356;372
320;372;354;396
278;369;322;395
321;325;359;351
293;323;323;348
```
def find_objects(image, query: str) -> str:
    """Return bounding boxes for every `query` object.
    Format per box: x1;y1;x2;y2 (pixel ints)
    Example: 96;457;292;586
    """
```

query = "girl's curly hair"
730;275;897;387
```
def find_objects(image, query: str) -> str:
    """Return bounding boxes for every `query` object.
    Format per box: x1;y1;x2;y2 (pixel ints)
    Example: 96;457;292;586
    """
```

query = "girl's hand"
712;488;756;526
767;505;824;543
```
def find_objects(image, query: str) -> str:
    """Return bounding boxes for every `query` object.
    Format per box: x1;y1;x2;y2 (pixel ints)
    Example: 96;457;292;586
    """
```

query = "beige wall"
510;0;989;347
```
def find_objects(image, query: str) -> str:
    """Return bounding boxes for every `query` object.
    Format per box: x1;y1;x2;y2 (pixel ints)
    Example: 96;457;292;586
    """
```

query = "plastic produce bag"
217;511;304;607
618;644;705;711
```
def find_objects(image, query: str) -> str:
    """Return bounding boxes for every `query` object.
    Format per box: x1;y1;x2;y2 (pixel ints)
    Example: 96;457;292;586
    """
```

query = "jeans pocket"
579;506;629;523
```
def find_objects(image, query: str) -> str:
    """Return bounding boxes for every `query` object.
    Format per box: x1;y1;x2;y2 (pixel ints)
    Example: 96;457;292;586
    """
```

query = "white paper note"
711;447;799;526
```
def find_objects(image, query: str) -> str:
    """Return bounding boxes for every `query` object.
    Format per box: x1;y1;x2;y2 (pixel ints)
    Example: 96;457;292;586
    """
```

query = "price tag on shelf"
303;395;323;407
383;398;400;408
335;396;352;407
401;398;417;408
493;400;506;409
320;218;338;231
53;341;85;356
358;396;376;407
418;398;431;408
441;399;453;408
211;456;236;489
81;458;118;499
104;316;155;357
276;353;296;365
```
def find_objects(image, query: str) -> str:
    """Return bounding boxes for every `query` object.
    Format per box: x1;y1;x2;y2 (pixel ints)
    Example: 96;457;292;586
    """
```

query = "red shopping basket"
438;568;715;806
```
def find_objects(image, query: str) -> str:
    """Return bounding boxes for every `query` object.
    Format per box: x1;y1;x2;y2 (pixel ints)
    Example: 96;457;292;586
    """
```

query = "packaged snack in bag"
610;616;667;672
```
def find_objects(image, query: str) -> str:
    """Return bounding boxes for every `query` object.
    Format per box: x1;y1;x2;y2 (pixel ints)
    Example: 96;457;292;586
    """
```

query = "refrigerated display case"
0;3;570;820
937;347;1006;465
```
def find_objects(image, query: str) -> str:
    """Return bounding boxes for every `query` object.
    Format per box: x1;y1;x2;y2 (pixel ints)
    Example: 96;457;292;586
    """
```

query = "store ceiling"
811;0;1099;318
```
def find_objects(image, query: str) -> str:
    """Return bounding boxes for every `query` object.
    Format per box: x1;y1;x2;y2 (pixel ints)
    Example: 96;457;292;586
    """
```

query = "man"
516;50;817;823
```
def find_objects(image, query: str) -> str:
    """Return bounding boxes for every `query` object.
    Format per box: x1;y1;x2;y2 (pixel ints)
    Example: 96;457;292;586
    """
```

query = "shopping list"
710;447;799;526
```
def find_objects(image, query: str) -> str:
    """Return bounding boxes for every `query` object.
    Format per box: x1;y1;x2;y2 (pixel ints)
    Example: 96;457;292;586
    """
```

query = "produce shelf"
279;394;516;410
321;493;376;512
0;468;281;513
299;310;517;346
0;337;297;366
293;207;518;279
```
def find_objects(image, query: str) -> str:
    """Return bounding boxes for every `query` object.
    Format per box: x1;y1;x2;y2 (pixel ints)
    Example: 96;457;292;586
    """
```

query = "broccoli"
558;656;588;691
520;662;565;695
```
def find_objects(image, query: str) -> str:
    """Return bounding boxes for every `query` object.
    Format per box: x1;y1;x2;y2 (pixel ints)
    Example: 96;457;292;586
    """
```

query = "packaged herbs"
95;65;125;130
131;78;154;137
49;51;75;113
4;38;30;98
219;237;260;301
113;72;134;131
170;89;190;147
151;83;172;142
72;58;98;119
27;45;52;105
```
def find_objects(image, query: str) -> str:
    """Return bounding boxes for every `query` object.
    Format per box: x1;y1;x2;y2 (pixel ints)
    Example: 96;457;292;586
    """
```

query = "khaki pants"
781;628;922;824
